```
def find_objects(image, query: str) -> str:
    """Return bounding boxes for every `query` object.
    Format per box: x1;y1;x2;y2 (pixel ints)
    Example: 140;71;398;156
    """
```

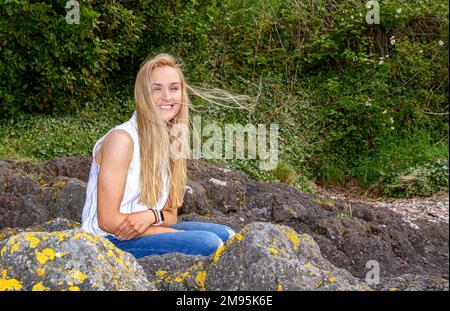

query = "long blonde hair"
134;53;255;210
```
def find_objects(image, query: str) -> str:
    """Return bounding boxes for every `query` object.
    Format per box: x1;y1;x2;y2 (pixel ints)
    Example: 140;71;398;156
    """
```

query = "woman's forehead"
151;65;181;83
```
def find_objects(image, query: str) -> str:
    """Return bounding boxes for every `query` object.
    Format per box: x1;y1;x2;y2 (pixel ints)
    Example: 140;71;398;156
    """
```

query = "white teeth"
160;105;173;110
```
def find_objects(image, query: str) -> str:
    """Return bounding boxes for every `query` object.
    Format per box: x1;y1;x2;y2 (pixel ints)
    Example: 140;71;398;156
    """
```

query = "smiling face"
150;65;182;122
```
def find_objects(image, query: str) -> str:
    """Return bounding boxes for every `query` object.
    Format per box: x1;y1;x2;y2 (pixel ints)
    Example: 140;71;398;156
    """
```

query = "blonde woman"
81;53;248;259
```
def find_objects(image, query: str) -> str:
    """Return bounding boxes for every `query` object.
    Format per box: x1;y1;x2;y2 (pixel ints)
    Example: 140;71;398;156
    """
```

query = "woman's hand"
114;210;155;241
138;226;182;238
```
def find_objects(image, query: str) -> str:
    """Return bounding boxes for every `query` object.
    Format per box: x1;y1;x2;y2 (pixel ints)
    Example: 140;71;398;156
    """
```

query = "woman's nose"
162;87;172;100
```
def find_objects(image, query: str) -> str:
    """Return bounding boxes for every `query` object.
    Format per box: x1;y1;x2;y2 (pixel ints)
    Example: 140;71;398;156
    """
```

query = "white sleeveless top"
81;111;170;237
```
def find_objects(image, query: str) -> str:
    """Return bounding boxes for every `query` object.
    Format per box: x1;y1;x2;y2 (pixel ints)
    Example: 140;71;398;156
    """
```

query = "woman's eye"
170;88;179;91
152;88;160;92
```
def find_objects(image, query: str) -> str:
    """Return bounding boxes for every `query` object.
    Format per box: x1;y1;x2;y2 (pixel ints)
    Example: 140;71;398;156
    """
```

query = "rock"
52;177;86;222
0;229;154;291
0;173;54;229
0;217;81;242
137;253;208;291
179;181;211;216
205;222;370;291
371;274;449;291
0;157;448;290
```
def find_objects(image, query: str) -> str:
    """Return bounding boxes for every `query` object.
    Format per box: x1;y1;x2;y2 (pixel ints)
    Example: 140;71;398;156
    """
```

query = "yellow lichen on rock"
267;246;279;256
32;281;51;291
68;285;80;291
24;234;40;249
174;271;191;283
69;271;87;284
212;228;247;265
0;270;22;291
279;226;300;250
55;252;67;258
213;245;226;265
56;232;67;242
195;270;207;291
0;278;23;291
235;232;244;242
73;232;98;244
155;270;168;277
36;248;56;265
115;257;127;270
10;241;22;254
315;279;323;288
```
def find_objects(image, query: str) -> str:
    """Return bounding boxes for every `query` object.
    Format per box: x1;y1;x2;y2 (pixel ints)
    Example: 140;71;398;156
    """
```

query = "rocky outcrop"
0;157;448;291
205;222;368;291
0;227;153;291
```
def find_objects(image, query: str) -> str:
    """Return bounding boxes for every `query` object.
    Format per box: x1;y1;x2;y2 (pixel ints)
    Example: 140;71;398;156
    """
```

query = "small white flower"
379;60;384;65
419;50;423;53
365;102;372;107
396;8;402;14
390;126;395;130
439;40;445;46
390;117;394;124
382;110;387;114
351;15;354;19
390;39;396;45
385;54;389;58
379;56;385;60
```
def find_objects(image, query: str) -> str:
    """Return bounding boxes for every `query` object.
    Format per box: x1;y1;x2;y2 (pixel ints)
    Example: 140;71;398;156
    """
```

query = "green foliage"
381;159;449;198
0;96;135;161
0;0;448;198
0;0;144;118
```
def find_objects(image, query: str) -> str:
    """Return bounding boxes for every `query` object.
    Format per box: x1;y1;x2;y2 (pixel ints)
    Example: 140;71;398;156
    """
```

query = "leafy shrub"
381;159;449;197
0;0;143;118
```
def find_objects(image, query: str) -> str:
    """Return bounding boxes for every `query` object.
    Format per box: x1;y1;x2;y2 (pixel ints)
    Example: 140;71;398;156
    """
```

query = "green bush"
0;0;143;119
381;159;449;197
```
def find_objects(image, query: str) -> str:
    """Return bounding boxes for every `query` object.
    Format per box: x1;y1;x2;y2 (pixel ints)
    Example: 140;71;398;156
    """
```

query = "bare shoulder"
97;130;134;168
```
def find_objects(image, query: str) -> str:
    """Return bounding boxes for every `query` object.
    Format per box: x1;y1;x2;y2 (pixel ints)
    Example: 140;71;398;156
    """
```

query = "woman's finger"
113;219;128;237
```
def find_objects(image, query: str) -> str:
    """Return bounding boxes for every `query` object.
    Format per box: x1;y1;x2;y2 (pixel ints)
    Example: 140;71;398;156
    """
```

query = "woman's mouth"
159;104;175;110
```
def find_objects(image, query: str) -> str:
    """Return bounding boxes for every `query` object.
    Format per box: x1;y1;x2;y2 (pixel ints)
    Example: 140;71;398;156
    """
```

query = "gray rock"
0;158;448;290
0;229;155;291
0;217;81;242
205;222;370;291
53;177;86;222
371;274;449;291
137;253;209;291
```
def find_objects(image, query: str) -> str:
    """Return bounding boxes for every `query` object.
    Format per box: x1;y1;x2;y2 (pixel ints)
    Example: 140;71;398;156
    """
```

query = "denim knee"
223;226;236;241
200;231;224;256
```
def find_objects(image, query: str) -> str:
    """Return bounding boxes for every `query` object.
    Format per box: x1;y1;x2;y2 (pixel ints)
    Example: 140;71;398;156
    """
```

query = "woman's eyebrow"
151;82;181;86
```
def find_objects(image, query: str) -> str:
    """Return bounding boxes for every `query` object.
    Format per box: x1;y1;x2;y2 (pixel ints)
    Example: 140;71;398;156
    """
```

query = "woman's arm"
160;199;178;227
96;130;154;234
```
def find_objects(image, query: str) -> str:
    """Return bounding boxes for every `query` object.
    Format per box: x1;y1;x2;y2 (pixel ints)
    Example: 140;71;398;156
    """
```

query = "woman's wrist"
148;209;157;225
150;208;164;226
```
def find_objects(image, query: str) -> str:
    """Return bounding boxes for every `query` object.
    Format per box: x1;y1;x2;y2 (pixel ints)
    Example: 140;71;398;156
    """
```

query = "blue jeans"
105;221;236;259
